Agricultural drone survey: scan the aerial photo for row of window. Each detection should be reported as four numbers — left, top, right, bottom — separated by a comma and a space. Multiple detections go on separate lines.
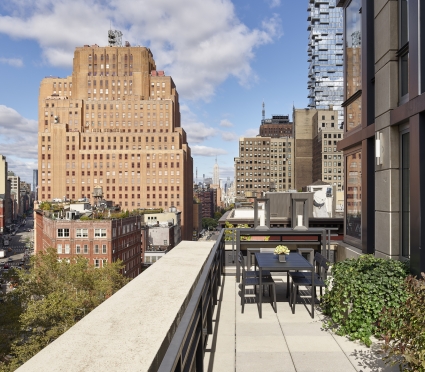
83, 97, 168, 108
57, 228, 107, 238
57, 244, 107, 254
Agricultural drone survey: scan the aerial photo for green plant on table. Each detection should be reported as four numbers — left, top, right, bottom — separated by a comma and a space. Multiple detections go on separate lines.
274, 245, 290, 255
321, 254, 409, 347
378, 273, 425, 372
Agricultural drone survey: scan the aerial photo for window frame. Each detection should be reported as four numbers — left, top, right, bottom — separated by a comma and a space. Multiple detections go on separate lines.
344, 145, 363, 249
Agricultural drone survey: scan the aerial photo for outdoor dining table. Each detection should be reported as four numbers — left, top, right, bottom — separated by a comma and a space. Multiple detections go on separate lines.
255, 252, 315, 319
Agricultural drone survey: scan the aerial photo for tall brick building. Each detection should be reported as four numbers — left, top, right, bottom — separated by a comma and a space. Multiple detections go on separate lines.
234, 136, 294, 196
38, 40, 193, 239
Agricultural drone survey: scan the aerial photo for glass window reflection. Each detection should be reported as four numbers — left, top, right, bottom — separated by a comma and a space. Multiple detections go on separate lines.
346, 95, 362, 131
345, 0, 362, 100
346, 151, 362, 240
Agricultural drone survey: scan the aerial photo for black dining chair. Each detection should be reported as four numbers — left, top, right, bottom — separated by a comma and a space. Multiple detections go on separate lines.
240, 254, 277, 314
238, 251, 271, 279
289, 252, 329, 314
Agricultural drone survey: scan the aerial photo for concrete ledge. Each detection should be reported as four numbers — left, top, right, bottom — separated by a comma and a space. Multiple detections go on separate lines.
336, 242, 362, 261
17, 241, 215, 372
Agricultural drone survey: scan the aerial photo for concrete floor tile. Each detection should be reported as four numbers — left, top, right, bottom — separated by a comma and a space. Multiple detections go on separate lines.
236, 351, 295, 372
284, 335, 345, 352
290, 351, 356, 372
237, 335, 290, 353
207, 273, 397, 372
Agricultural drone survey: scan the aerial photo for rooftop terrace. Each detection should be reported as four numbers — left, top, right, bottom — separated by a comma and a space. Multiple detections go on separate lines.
17, 232, 399, 371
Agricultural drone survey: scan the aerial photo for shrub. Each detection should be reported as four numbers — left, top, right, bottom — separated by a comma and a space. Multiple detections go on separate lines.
322, 254, 409, 346
378, 273, 425, 371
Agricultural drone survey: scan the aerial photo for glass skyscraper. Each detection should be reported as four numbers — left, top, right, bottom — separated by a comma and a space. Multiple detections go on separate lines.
307, 0, 344, 128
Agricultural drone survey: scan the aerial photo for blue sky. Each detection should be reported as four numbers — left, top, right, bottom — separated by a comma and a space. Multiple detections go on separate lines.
0, 0, 309, 184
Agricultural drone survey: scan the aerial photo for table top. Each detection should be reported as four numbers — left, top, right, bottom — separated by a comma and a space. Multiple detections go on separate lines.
255, 252, 313, 271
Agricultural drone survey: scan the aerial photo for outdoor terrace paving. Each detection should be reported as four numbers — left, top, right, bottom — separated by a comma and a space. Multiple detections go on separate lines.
205, 274, 399, 372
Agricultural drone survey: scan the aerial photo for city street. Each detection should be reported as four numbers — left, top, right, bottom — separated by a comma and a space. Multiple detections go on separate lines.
0, 215, 34, 285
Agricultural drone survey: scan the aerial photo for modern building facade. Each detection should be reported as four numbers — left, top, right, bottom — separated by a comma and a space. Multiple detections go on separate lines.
307, 0, 344, 128
37, 41, 193, 240
336, 0, 425, 275
235, 136, 294, 196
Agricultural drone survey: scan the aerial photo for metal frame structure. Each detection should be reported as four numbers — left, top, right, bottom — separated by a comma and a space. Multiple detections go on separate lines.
157, 231, 224, 372
235, 228, 326, 283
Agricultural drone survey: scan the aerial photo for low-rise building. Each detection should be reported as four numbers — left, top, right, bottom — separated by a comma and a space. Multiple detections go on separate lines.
141, 207, 182, 267
35, 209, 142, 278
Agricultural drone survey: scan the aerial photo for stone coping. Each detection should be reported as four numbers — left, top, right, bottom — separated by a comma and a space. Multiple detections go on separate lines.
17, 240, 215, 372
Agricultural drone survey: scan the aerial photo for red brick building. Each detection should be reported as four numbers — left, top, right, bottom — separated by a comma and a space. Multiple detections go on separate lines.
35, 210, 142, 278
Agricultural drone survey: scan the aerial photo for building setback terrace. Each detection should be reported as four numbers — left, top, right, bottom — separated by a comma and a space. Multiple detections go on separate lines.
17, 233, 398, 372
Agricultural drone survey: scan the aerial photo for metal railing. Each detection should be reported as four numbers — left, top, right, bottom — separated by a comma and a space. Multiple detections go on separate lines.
157, 231, 224, 372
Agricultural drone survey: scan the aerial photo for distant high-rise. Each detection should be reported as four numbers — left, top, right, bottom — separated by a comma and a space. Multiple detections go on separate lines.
307, 0, 344, 128
213, 158, 219, 186
38, 34, 193, 239
259, 103, 293, 138
33, 169, 38, 199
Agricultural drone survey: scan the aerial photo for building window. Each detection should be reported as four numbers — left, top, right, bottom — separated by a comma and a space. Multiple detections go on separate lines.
94, 244, 99, 254
76, 245, 81, 254
94, 259, 100, 268
83, 244, 89, 254
345, 0, 362, 132
94, 228, 107, 238
400, 130, 410, 258
102, 244, 107, 254
65, 244, 70, 254
57, 244, 62, 254
57, 228, 70, 238
76, 228, 88, 238
399, 0, 409, 100
345, 151, 362, 241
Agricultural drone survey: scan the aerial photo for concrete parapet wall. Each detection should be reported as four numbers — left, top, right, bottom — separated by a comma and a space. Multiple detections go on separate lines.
17, 240, 215, 372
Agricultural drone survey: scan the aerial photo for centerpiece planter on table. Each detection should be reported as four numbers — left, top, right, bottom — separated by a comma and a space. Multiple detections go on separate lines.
274, 245, 290, 262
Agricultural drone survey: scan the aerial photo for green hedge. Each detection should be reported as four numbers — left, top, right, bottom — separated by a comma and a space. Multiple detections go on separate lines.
379, 274, 425, 371
322, 255, 409, 346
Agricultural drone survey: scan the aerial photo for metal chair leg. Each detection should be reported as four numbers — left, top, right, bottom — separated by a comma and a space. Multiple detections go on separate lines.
241, 282, 245, 313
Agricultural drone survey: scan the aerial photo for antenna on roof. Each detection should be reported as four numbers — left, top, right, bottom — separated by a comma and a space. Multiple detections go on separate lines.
108, 28, 123, 47
262, 101, 265, 121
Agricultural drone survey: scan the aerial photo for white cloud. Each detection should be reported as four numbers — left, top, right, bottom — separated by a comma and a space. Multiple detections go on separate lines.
243, 128, 259, 137
180, 104, 216, 143
219, 166, 235, 179
0, 0, 281, 101
221, 131, 238, 142
0, 57, 23, 67
265, 0, 281, 8
0, 105, 38, 145
0, 105, 38, 183
191, 146, 228, 157
4, 157, 37, 184
219, 119, 233, 128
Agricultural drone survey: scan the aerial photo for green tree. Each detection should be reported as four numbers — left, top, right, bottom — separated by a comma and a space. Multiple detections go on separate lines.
214, 211, 223, 221
202, 218, 217, 230
0, 248, 129, 371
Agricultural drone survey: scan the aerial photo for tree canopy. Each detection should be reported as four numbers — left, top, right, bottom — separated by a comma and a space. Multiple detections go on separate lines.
202, 217, 218, 230
0, 248, 129, 371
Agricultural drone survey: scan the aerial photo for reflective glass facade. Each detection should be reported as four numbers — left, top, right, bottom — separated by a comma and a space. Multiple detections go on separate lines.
307, 0, 344, 128
346, 151, 361, 240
